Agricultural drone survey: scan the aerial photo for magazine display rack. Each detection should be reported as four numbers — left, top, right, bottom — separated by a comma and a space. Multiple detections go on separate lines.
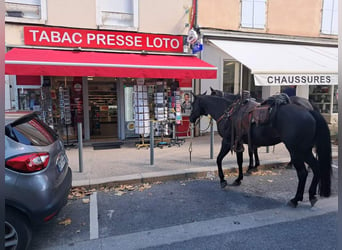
134, 84, 150, 149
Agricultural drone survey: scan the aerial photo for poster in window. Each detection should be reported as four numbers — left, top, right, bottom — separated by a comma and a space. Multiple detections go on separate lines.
181, 89, 192, 116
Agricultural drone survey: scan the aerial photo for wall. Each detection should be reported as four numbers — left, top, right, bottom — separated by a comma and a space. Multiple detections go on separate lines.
139, 0, 192, 35
5, 24, 22, 46
46, 0, 96, 29
5, 0, 193, 47
197, 0, 330, 38
47, 0, 192, 35
197, 0, 241, 30
267, 0, 322, 37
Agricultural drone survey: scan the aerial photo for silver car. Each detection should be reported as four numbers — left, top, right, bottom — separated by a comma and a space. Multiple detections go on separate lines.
5, 112, 72, 250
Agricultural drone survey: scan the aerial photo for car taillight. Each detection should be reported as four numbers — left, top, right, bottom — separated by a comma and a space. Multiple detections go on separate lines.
6, 153, 50, 173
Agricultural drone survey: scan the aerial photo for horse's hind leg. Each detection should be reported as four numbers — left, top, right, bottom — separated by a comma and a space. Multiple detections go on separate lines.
216, 140, 231, 188
304, 151, 320, 206
289, 157, 308, 208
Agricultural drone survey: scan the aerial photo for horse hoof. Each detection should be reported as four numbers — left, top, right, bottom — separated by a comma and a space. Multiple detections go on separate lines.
244, 171, 251, 176
310, 197, 318, 207
287, 199, 298, 208
220, 181, 228, 189
285, 163, 293, 169
231, 180, 241, 186
246, 167, 258, 175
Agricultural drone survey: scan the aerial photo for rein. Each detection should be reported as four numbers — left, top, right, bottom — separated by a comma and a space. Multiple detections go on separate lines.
188, 115, 213, 162
216, 99, 239, 125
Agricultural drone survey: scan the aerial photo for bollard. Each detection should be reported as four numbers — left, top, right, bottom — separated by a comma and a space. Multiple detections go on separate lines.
150, 121, 154, 165
77, 122, 83, 172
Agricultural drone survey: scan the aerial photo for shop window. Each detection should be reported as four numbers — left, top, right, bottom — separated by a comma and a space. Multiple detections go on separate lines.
241, 0, 266, 29
39, 77, 83, 143
309, 85, 338, 113
223, 61, 240, 94
17, 88, 41, 111
96, 0, 138, 30
5, 0, 47, 23
321, 0, 338, 35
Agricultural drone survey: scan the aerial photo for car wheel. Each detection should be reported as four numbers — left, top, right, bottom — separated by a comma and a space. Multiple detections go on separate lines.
5, 208, 32, 250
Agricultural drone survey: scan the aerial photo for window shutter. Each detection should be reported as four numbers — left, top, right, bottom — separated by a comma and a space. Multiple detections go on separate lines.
97, 0, 134, 27
254, 0, 266, 29
241, 0, 266, 28
6, 0, 40, 5
321, 0, 338, 34
241, 0, 254, 28
98, 0, 133, 14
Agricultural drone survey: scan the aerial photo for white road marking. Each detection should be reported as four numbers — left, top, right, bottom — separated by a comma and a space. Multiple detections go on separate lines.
107, 209, 114, 219
44, 196, 337, 250
332, 164, 338, 169
89, 192, 99, 240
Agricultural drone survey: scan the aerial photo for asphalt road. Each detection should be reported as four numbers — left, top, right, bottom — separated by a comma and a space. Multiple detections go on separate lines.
31, 163, 338, 250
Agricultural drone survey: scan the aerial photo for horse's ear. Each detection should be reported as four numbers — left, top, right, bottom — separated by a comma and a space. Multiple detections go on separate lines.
190, 91, 196, 99
210, 87, 214, 92
202, 90, 207, 95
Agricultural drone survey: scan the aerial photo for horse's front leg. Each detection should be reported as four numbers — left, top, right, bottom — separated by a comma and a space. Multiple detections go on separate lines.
253, 146, 260, 168
216, 140, 231, 188
232, 151, 243, 186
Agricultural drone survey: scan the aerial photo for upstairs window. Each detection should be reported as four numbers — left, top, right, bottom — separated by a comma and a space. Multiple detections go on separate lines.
5, 0, 46, 23
96, 0, 138, 30
321, 0, 338, 35
241, 0, 266, 29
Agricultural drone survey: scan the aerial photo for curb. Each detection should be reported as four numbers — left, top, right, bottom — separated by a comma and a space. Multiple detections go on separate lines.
72, 161, 290, 189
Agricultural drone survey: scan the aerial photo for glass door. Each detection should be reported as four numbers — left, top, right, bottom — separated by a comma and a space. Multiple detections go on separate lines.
88, 78, 118, 139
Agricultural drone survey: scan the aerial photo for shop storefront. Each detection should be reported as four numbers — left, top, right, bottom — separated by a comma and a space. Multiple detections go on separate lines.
200, 38, 338, 134
5, 26, 217, 142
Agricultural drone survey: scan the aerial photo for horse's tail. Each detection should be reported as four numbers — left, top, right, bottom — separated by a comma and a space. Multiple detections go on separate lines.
310, 110, 332, 197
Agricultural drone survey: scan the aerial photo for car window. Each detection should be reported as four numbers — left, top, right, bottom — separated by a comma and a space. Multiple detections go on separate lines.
6, 116, 58, 146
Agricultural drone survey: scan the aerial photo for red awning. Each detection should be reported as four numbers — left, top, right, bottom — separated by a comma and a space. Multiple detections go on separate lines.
5, 48, 217, 79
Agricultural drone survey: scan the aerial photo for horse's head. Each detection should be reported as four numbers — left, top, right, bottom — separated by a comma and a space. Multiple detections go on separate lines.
189, 93, 207, 123
210, 87, 224, 97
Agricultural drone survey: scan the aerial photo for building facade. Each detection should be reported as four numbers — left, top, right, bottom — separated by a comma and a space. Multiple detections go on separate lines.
5, 0, 216, 142
196, 0, 338, 134
5, 0, 338, 141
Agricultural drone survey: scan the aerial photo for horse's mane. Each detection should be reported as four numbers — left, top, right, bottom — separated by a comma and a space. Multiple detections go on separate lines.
209, 87, 240, 102
200, 94, 234, 107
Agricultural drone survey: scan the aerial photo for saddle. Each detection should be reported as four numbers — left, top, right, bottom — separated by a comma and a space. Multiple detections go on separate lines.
230, 93, 289, 153
230, 98, 259, 152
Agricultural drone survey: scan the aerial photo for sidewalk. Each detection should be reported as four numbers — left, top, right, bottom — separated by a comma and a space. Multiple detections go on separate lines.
65, 133, 338, 188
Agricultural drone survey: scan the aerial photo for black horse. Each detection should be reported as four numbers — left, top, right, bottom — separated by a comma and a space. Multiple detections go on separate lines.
209, 87, 316, 170
189, 94, 332, 207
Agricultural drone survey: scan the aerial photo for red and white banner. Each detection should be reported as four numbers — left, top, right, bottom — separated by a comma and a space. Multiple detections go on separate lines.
24, 26, 184, 53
